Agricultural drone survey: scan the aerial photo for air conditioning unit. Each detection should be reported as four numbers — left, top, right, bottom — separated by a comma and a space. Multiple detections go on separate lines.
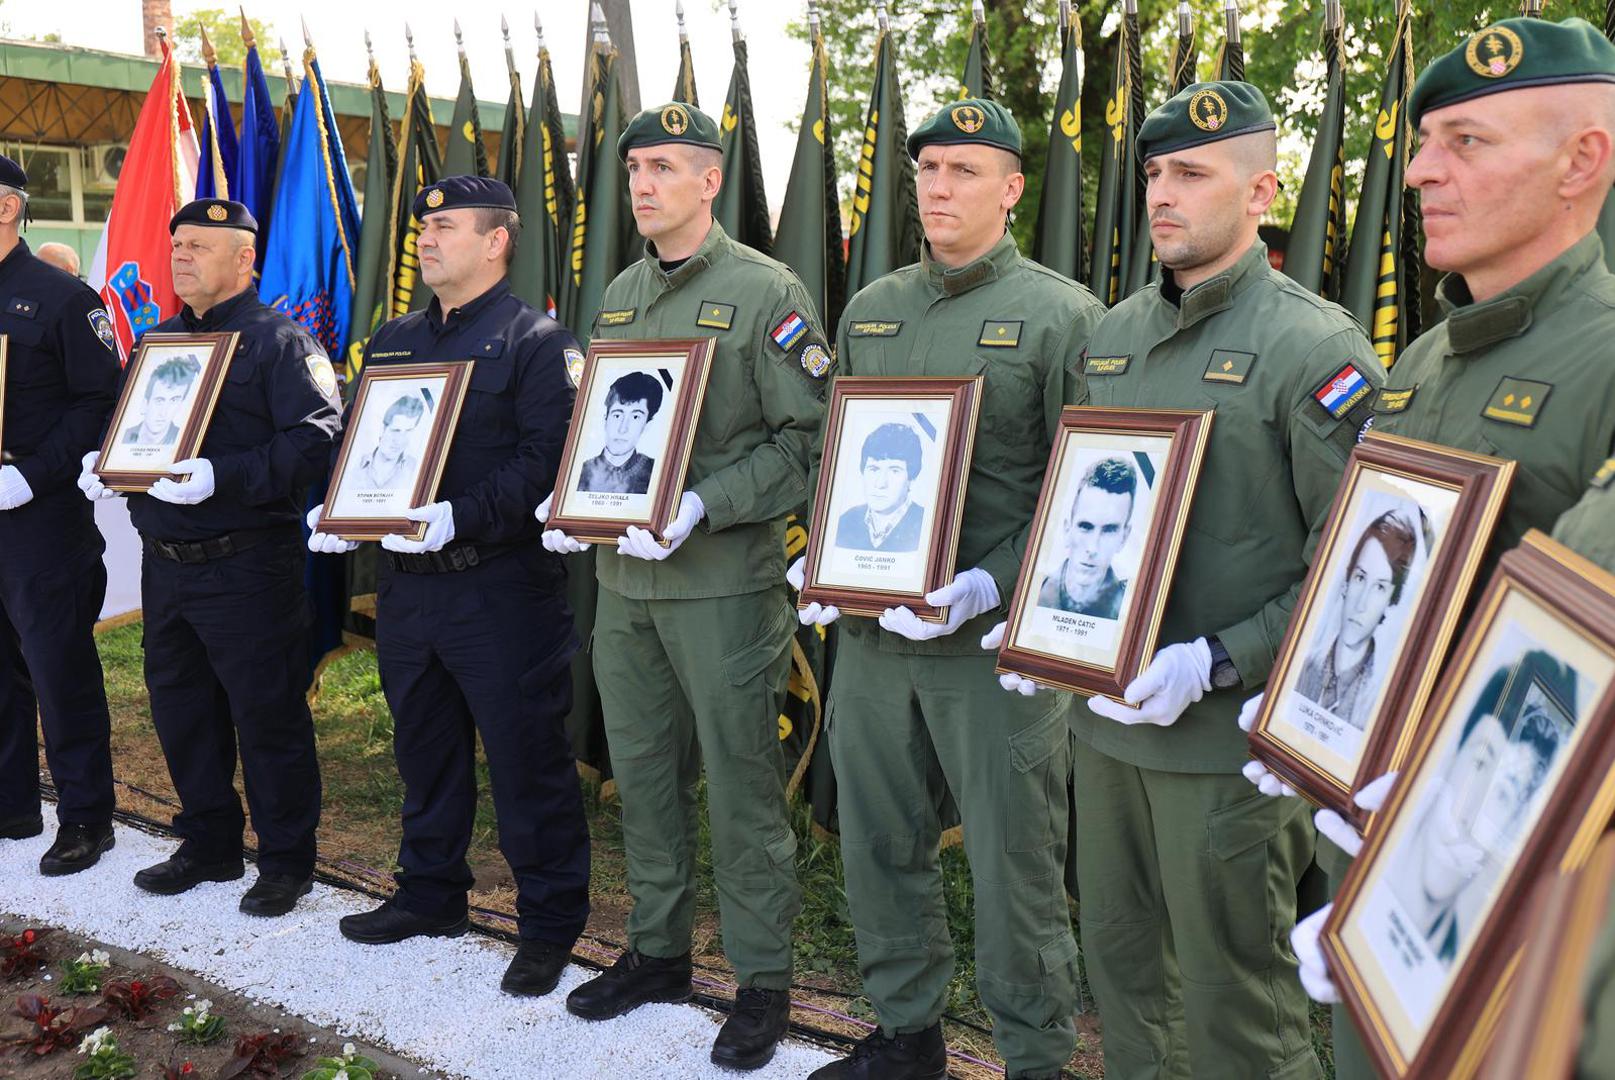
85, 144, 127, 192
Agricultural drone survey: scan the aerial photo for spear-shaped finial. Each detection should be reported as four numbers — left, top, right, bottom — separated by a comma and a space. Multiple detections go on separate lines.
364, 29, 374, 64
278, 36, 294, 82
676, 0, 688, 41
972, 0, 984, 23
454, 18, 465, 57
875, 0, 889, 32
301, 16, 312, 50
199, 24, 217, 66
592, 1, 610, 46
808, 0, 820, 38
238, 7, 254, 48
1225, 0, 1241, 43
501, 14, 516, 72
729, 0, 742, 42
405, 22, 417, 61
534, 11, 546, 51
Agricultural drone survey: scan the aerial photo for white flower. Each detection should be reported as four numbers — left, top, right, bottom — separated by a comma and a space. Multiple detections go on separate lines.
167, 1022, 183, 1032
90, 949, 110, 966
74, 951, 91, 965
343, 1042, 357, 1059
333, 1071, 350, 1080
77, 1026, 112, 1054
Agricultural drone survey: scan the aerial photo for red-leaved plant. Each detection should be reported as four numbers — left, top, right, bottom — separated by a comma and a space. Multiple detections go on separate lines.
217, 1031, 303, 1078
0, 929, 51, 979
3, 993, 109, 1056
161, 1056, 199, 1078
100, 974, 182, 1021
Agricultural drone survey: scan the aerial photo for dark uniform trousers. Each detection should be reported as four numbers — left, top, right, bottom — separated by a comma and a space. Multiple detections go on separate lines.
142, 531, 320, 876
0, 493, 113, 826
376, 547, 590, 946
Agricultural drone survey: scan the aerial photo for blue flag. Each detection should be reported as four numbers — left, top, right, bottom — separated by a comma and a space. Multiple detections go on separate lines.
260, 49, 359, 361
234, 41, 280, 267
196, 61, 239, 199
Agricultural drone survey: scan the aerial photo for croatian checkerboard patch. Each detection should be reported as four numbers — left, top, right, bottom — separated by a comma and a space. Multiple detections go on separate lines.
771, 311, 809, 351
1312, 363, 1371, 421
88, 308, 116, 352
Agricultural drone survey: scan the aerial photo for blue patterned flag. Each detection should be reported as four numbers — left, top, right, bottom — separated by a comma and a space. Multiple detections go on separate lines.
233, 31, 280, 268
196, 33, 239, 200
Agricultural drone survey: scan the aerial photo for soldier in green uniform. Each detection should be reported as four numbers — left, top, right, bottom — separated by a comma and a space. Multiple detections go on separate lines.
794, 99, 1104, 1080
536, 103, 827, 1072
993, 81, 1382, 1080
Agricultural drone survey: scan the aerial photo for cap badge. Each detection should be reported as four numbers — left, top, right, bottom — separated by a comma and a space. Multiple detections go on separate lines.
425, 188, 445, 208
1188, 89, 1228, 132
1466, 25, 1523, 78
206, 204, 228, 222
661, 104, 690, 136
951, 105, 986, 134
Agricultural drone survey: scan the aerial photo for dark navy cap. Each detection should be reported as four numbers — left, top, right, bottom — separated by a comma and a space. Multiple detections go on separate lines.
0, 154, 26, 190
169, 198, 258, 235
412, 175, 518, 220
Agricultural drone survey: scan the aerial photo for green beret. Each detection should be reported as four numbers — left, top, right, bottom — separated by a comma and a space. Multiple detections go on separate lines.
617, 103, 723, 161
169, 198, 257, 235
1410, 17, 1615, 126
1137, 81, 1275, 162
906, 98, 1022, 160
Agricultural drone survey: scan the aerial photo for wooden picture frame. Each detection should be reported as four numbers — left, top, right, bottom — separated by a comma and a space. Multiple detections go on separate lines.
1322, 531, 1615, 1080
314, 360, 474, 542
993, 405, 1212, 698
797, 376, 983, 622
547, 338, 714, 545
94, 332, 238, 491
1249, 432, 1514, 824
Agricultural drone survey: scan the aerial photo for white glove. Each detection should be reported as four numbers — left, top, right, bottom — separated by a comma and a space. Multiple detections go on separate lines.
1314, 771, 1398, 859
879, 568, 1000, 641
147, 458, 215, 505
382, 501, 455, 554
305, 504, 359, 555
1237, 692, 1299, 798
77, 451, 117, 501
536, 492, 592, 554
617, 491, 703, 562
788, 555, 840, 627
1088, 638, 1213, 727
981, 621, 1042, 696
0, 465, 33, 510
1291, 904, 1340, 1004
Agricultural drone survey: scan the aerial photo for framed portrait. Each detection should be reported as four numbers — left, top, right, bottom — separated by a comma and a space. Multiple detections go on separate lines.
993, 406, 1212, 698
547, 338, 714, 545
94, 332, 238, 491
1476, 831, 1615, 1080
1249, 433, 1514, 822
314, 361, 474, 541
797, 376, 983, 621
1322, 531, 1615, 1080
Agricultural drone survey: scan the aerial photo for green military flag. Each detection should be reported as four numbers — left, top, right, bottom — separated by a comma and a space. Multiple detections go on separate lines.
1286, 0, 1349, 299
496, 17, 525, 189
564, 10, 634, 334
1032, 2, 1087, 283
443, 25, 489, 179
1342, 0, 1419, 368
959, 0, 994, 100
1171, 1, 1198, 93
509, 14, 576, 321
673, 0, 699, 107
1215, 0, 1245, 81
1123, 1, 1195, 297
343, 40, 398, 383
386, 49, 442, 317
715, 9, 772, 255
845, 3, 922, 299
775, 9, 846, 331
1091, 1, 1141, 306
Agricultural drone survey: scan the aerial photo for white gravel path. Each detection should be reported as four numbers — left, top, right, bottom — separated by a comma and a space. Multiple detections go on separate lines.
0, 822, 836, 1079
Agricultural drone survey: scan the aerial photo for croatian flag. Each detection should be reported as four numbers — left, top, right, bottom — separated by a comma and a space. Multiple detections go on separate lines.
772, 310, 808, 350
1314, 363, 1369, 419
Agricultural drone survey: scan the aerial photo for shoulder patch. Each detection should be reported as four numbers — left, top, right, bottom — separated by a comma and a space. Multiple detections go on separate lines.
771, 311, 810, 351
305, 354, 339, 398
1591, 457, 1615, 490
696, 301, 735, 331
978, 320, 1022, 348
597, 308, 636, 328
88, 308, 116, 352
1374, 385, 1417, 414
1203, 349, 1256, 385
1084, 355, 1132, 376
800, 342, 833, 380
849, 320, 903, 337
1311, 363, 1373, 421
564, 348, 586, 388
1481, 376, 1551, 428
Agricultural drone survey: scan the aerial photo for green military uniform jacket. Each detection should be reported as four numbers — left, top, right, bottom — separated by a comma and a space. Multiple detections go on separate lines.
830, 232, 1105, 655
1374, 232, 1615, 560
1554, 457, 1615, 574
590, 220, 830, 600
1069, 241, 1383, 773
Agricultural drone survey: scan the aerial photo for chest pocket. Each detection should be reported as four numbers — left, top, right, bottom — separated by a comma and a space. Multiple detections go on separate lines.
1186, 387, 1283, 547
459, 344, 515, 447
205, 346, 269, 453
967, 350, 1044, 473
1478, 425, 1585, 542
0, 299, 46, 352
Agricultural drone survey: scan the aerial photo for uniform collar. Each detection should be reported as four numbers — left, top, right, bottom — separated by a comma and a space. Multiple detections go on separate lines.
645, 218, 730, 290
181, 286, 258, 331
920, 231, 1020, 298
1437, 231, 1604, 355
427, 278, 510, 331
1159, 241, 1269, 329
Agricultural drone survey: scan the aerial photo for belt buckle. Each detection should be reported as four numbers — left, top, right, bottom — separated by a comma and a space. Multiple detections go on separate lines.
447, 547, 477, 572
177, 544, 207, 566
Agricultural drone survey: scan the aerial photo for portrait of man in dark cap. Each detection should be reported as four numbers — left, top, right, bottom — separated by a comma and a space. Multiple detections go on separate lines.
579, 370, 663, 496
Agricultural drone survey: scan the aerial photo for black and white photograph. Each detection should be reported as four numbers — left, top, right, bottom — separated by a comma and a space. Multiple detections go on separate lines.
326, 377, 444, 519
559, 353, 687, 521
95, 332, 238, 489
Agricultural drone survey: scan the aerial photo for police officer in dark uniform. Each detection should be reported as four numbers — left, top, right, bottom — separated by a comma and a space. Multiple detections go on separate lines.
0, 153, 121, 876
78, 198, 340, 916
317, 177, 591, 998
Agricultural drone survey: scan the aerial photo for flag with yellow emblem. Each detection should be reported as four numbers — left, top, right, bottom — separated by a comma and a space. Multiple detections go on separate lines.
1090, 2, 1140, 306
714, 12, 773, 253
845, 5, 921, 298
1286, 0, 1349, 299
1032, 1, 1086, 283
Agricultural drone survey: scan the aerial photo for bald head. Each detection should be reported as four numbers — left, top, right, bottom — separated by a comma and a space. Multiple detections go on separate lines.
37, 242, 79, 276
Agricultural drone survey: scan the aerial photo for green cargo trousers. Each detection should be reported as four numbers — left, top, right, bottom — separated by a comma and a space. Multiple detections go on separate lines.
592, 583, 801, 990
828, 638, 1080, 1076
1071, 742, 1322, 1080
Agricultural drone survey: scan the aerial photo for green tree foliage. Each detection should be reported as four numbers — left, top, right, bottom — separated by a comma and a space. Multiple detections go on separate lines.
171, 8, 282, 68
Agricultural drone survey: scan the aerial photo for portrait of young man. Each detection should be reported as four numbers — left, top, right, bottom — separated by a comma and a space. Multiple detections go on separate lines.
1036, 455, 1136, 620
578, 370, 662, 496
124, 355, 201, 448
834, 421, 926, 553
355, 392, 427, 492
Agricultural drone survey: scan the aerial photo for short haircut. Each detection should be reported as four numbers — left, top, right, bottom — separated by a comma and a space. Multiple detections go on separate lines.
860, 422, 923, 478
473, 207, 521, 260
606, 371, 664, 421
0, 183, 27, 218
1348, 510, 1418, 606
146, 355, 201, 397
382, 393, 426, 427
1072, 456, 1137, 521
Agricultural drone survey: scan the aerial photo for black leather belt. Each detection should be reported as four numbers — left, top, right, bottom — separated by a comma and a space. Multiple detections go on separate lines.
145, 527, 289, 565
385, 542, 491, 574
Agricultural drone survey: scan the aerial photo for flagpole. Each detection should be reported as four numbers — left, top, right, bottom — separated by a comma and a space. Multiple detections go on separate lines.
729, 0, 742, 44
